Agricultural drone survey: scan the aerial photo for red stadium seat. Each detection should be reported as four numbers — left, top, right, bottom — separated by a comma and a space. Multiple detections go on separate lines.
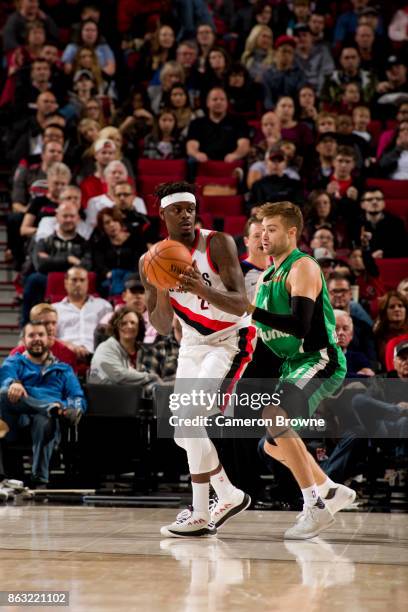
138, 175, 174, 197
386, 199, 408, 229
384, 333, 408, 372
367, 120, 382, 147
195, 176, 238, 191
366, 178, 408, 198
197, 160, 243, 177
376, 259, 408, 292
144, 194, 159, 216
197, 213, 214, 229
223, 216, 247, 236
45, 272, 97, 303
137, 159, 186, 178
200, 195, 244, 215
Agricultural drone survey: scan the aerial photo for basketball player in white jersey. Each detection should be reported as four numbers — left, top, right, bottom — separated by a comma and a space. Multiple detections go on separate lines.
140, 182, 256, 538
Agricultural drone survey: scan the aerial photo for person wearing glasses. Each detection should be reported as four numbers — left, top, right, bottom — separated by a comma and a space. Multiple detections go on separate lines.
354, 187, 408, 258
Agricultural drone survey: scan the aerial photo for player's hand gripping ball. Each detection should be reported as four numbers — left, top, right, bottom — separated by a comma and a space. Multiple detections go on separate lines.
144, 240, 193, 290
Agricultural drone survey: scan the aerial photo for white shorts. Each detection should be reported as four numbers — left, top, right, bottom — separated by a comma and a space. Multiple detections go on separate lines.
173, 326, 257, 417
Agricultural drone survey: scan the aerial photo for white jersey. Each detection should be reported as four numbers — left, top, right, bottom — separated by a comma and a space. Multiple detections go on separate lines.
169, 229, 251, 344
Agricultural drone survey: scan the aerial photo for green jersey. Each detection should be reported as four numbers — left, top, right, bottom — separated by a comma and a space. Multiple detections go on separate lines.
254, 248, 338, 359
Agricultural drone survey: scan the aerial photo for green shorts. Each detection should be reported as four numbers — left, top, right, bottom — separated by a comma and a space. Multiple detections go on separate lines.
277, 345, 347, 417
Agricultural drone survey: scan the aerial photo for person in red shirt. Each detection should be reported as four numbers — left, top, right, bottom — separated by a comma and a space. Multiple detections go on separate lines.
79, 138, 116, 209
11, 303, 77, 371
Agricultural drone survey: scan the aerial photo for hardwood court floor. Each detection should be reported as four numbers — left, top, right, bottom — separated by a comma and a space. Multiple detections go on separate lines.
0, 506, 407, 611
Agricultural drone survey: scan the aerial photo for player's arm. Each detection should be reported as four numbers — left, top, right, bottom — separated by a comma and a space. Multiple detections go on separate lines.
247, 258, 322, 338
139, 256, 174, 335
178, 233, 248, 316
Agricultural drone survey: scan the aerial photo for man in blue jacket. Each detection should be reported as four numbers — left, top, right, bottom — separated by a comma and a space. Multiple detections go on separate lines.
0, 322, 86, 486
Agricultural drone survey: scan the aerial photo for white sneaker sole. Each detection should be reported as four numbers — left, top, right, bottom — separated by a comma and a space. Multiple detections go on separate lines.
284, 515, 335, 540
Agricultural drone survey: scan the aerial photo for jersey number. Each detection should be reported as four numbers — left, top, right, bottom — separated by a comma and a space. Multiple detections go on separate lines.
199, 297, 209, 310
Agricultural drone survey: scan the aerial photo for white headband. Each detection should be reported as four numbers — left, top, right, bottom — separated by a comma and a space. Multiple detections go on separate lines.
160, 192, 196, 209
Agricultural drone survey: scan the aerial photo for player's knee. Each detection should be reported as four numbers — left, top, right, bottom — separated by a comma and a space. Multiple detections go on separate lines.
262, 403, 290, 438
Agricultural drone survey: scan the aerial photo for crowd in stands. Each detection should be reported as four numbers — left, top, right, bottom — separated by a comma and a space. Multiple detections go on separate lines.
0, 0, 407, 491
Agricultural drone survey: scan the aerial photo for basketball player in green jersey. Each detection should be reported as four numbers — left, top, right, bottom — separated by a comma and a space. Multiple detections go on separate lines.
245, 201, 356, 539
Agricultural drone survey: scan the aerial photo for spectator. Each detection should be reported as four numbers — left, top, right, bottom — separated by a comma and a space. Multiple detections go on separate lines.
308, 11, 327, 45
373, 291, 408, 368
262, 35, 306, 109
241, 24, 274, 84
375, 55, 408, 120
196, 23, 216, 73
186, 87, 250, 162
287, 0, 311, 33
226, 63, 261, 116
320, 46, 376, 107
148, 60, 185, 115
138, 24, 176, 82
0, 322, 85, 486
325, 146, 362, 221
398, 278, 408, 301
53, 266, 112, 360
378, 122, 408, 180
113, 180, 147, 223
240, 216, 270, 301
297, 84, 318, 129
327, 272, 377, 365
248, 147, 303, 211
175, 0, 215, 41
247, 111, 281, 181
13, 58, 62, 118
354, 188, 408, 258
293, 23, 334, 95
6, 90, 59, 163
97, 126, 134, 179
201, 46, 231, 100
303, 190, 347, 248
274, 95, 313, 155
348, 247, 385, 314
354, 24, 383, 73
80, 96, 107, 126
388, 6, 408, 43
98, 276, 158, 345
22, 201, 92, 324
310, 226, 337, 260
316, 111, 337, 134
167, 83, 204, 138
92, 207, 146, 296
6, 141, 64, 270
138, 316, 180, 386
35, 186, 91, 243
2, 0, 58, 54
85, 160, 128, 231
112, 88, 154, 157
333, 0, 380, 46
11, 303, 77, 370
89, 307, 156, 387
175, 40, 202, 102
143, 110, 184, 160
62, 19, 116, 77
352, 105, 373, 148
376, 101, 408, 159
79, 138, 116, 208
306, 132, 338, 190
334, 309, 375, 376
20, 162, 71, 239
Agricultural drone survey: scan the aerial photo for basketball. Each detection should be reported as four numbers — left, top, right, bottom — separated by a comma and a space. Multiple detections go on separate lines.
144, 239, 193, 290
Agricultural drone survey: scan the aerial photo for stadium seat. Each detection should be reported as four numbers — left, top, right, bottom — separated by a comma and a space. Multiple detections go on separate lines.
197, 160, 243, 177
137, 159, 186, 178
386, 199, 408, 229
384, 333, 408, 372
195, 176, 238, 192
223, 216, 247, 236
366, 178, 408, 198
200, 195, 244, 215
197, 213, 214, 229
45, 272, 97, 303
138, 175, 175, 197
376, 259, 408, 292
367, 120, 382, 146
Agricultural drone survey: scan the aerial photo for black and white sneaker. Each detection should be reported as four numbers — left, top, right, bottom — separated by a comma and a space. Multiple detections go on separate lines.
160, 507, 217, 538
210, 490, 252, 529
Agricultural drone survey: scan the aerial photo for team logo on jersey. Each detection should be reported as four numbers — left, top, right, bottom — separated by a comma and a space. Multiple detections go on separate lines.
260, 328, 290, 341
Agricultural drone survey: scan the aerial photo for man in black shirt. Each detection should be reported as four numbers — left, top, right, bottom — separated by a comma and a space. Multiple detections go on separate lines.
186, 87, 250, 162
22, 202, 91, 324
354, 188, 408, 258
248, 148, 304, 212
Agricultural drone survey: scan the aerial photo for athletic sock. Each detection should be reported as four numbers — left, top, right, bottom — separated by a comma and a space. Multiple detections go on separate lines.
210, 467, 237, 501
318, 477, 337, 498
301, 484, 321, 507
192, 481, 210, 516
